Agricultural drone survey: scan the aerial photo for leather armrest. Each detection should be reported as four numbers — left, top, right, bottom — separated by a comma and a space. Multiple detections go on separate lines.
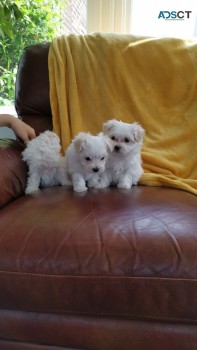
0, 139, 27, 208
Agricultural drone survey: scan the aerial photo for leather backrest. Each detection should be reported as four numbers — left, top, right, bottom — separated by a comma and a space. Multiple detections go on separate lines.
15, 42, 53, 134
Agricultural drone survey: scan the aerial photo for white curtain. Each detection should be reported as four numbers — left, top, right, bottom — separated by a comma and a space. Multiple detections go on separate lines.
87, 0, 133, 34
87, 0, 197, 38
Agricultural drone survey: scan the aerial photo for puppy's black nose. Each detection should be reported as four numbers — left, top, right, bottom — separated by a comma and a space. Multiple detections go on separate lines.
93, 167, 99, 172
114, 145, 120, 152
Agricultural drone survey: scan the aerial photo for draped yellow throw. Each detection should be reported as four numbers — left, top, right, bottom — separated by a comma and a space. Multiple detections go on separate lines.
48, 33, 197, 195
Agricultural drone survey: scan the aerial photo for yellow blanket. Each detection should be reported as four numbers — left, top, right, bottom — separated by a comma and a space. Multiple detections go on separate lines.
48, 33, 197, 195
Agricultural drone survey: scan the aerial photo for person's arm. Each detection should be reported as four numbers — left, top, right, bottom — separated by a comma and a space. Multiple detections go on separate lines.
0, 114, 36, 143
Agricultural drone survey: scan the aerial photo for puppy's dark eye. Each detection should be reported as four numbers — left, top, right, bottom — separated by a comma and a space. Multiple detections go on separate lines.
101, 157, 105, 160
111, 136, 115, 140
85, 157, 91, 161
124, 138, 130, 143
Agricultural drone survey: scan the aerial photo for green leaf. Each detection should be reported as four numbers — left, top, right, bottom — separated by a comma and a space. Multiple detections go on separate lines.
3, 5, 11, 20
0, 27, 5, 38
0, 0, 65, 104
1, 22, 14, 39
12, 4, 23, 20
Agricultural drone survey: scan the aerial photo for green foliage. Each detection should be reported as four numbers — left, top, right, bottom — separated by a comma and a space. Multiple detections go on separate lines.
0, 0, 64, 105
0, 1, 23, 39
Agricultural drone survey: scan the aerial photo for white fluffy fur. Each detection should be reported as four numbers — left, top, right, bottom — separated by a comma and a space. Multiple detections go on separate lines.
22, 131, 70, 194
95, 119, 145, 189
65, 132, 112, 192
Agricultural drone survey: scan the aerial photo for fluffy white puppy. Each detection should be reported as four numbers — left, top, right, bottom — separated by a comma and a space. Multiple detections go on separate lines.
65, 132, 112, 192
22, 130, 70, 194
96, 119, 145, 189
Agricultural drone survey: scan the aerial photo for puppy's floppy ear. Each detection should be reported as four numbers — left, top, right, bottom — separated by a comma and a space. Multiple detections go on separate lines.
73, 132, 88, 151
103, 119, 117, 135
97, 132, 113, 152
132, 123, 145, 142
104, 135, 113, 152
105, 139, 113, 152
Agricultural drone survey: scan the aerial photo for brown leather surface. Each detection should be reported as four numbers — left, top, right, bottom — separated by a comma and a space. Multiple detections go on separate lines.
15, 43, 53, 134
0, 341, 72, 350
15, 43, 51, 120
0, 186, 196, 323
19, 114, 53, 137
0, 139, 26, 208
0, 310, 196, 350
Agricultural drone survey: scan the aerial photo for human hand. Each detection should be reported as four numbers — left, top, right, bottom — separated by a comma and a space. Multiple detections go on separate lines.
10, 117, 36, 143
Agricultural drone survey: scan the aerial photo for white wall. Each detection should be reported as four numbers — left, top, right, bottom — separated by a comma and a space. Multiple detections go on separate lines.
131, 0, 197, 39
0, 106, 17, 139
0, 126, 16, 139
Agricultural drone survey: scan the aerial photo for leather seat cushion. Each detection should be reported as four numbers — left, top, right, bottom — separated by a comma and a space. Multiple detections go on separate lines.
0, 186, 196, 323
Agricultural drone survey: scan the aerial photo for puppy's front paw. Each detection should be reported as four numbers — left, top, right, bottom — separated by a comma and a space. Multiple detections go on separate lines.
95, 183, 108, 189
73, 185, 88, 192
25, 186, 39, 194
117, 182, 131, 190
87, 178, 99, 189
94, 177, 110, 189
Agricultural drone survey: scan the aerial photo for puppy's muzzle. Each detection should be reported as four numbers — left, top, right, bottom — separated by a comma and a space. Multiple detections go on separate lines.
92, 167, 99, 172
114, 145, 121, 152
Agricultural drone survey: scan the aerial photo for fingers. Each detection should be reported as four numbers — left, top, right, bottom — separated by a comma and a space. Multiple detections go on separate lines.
13, 119, 36, 143
26, 127, 36, 143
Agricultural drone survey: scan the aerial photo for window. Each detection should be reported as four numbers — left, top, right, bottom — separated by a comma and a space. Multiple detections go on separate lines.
86, 0, 197, 38
87, 0, 132, 34
62, 0, 87, 34
0, 0, 87, 113
131, 0, 197, 39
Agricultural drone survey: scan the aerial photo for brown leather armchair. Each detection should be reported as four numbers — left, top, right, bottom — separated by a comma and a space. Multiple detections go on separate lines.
0, 43, 196, 350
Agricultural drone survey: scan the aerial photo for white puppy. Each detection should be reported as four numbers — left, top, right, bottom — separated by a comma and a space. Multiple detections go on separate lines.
22, 130, 70, 194
96, 119, 145, 189
65, 132, 112, 192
